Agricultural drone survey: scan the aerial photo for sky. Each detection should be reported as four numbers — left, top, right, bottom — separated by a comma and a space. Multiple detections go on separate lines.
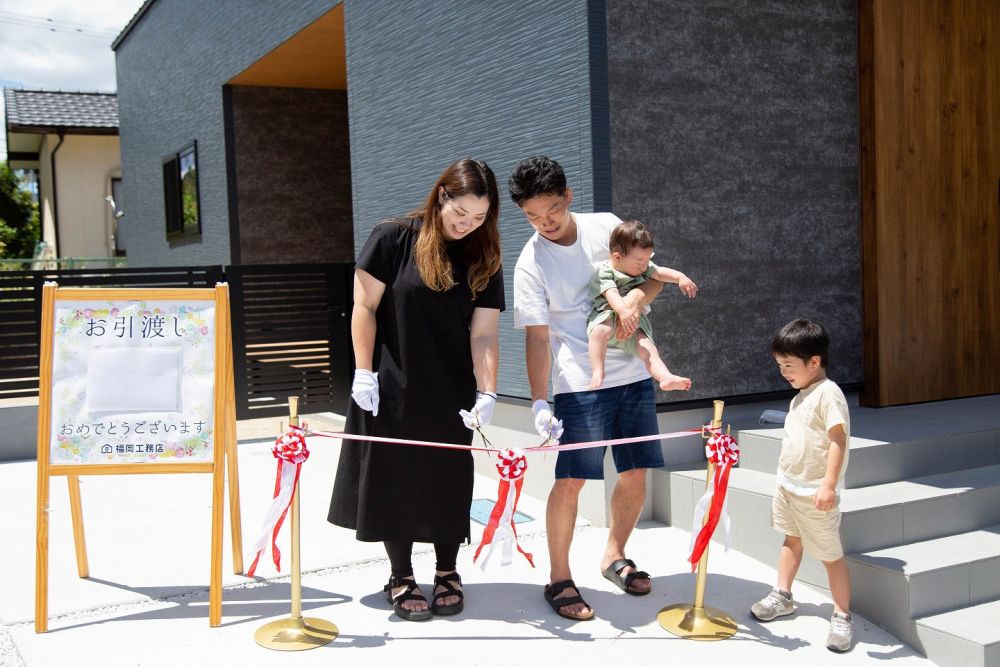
0, 0, 146, 156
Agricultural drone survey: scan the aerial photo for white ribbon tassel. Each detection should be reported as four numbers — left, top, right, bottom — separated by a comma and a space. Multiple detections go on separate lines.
248, 461, 298, 570
478, 481, 518, 571
688, 468, 733, 554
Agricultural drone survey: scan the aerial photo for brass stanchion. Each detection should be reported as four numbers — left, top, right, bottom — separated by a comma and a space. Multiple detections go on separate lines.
658, 399, 738, 640
255, 397, 339, 650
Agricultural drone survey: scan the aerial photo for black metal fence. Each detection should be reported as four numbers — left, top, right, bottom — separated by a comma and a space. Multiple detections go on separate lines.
228, 263, 352, 419
0, 264, 352, 420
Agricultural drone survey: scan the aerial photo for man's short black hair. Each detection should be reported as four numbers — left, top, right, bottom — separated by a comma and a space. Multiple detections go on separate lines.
508, 155, 567, 205
771, 319, 830, 367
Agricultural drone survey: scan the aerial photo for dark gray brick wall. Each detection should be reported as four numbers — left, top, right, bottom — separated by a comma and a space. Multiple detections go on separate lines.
344, 0, 598, 400
230, 86, 353, 264
114, 0, 338, 267
606, 0, 862, 401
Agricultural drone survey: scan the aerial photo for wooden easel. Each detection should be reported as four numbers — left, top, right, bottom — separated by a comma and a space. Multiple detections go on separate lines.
35, 283, 244, 632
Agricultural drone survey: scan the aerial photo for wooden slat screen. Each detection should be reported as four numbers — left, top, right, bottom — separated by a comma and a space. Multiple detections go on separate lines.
228, 263, 352, 420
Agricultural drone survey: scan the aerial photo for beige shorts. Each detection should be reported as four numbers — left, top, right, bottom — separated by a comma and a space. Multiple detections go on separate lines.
771, 485, 844, 562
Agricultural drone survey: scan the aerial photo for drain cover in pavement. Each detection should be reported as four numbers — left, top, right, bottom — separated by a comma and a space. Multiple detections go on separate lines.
469, 498, 534, 526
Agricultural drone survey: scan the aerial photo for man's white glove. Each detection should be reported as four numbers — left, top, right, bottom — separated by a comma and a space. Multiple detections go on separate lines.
531, 399, 564, 444
351, 369, 379, 416
459, 391, 496, 430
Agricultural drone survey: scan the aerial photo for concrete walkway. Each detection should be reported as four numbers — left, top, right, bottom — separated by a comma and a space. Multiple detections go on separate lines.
0, 415, 933, 666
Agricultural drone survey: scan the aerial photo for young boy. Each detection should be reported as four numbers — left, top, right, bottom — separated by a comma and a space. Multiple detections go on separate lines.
751, 319, 853, 653
586, 219, 696, 390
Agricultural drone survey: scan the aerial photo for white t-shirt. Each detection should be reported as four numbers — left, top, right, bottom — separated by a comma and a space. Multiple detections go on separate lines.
777, 378, 851, 495
513, 212, 649, 396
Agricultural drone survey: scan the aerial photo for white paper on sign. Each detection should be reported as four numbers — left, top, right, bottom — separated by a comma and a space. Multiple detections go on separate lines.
87, 347, 182, 413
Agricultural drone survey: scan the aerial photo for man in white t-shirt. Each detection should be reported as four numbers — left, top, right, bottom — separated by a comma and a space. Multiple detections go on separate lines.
509, 156, 666, 621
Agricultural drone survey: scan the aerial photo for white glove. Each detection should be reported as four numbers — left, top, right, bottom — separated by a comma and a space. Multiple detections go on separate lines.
459, 391, 497, 430
531, 399, 564, 444
351, 369, 379, 416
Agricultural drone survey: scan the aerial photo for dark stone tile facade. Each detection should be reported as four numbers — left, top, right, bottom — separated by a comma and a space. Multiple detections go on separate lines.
607, 0, 861, 401
230, 86, 353, 264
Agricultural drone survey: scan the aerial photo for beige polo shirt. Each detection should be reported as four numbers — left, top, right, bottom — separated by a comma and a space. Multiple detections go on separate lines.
777, 378, 850, 495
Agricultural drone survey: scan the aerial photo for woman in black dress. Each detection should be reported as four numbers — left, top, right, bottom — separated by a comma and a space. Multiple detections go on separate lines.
328, 158, 504, 621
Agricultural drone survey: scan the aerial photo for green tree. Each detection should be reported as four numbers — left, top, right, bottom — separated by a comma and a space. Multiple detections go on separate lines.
0, 162, 39, 258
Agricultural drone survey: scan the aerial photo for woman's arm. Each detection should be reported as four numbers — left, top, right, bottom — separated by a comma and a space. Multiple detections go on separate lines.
470, 307, 500, 394
351, 269, 386, 371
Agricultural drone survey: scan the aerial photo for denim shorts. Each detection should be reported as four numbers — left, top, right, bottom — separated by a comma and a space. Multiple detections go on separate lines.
552, 378, 665, 480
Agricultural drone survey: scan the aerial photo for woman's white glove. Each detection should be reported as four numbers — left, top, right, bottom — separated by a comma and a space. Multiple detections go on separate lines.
531, 399, 564, 444
351, 369, 379, 416
460, 391, 496, 430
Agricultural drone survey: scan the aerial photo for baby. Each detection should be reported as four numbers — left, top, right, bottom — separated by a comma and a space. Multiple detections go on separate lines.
587, 219, 697, 391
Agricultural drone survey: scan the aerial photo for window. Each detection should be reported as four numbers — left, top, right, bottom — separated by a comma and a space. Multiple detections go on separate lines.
163, 141, 201, 240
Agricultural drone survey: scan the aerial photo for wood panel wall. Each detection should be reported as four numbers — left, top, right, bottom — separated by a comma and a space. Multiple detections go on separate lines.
859, 0, 999, 406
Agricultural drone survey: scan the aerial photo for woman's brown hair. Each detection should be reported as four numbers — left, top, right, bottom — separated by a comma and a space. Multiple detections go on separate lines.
407, 158, 501, 299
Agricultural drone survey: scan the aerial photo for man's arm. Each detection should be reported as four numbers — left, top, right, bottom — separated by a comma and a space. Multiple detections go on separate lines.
614, 280, 663, 340
814, 424, 847, 511
524, 325, 551, 401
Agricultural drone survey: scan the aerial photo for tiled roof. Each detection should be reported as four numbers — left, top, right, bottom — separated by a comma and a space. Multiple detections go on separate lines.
3, 89, 119, 131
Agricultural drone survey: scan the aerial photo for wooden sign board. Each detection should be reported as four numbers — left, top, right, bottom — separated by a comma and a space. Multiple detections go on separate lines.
35, 283, 243, 632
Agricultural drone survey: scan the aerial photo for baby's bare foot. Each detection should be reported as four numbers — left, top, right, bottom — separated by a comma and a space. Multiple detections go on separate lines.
659, 374, 691, 391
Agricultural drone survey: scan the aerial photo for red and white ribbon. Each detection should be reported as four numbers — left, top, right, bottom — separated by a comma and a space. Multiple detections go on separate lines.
688, 430, 740, 571
473, 448, 534, 570
247, 429, 310, 577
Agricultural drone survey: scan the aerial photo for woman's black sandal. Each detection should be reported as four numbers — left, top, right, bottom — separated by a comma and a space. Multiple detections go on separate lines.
432, 571, 464, 616
384, 575, 433, 621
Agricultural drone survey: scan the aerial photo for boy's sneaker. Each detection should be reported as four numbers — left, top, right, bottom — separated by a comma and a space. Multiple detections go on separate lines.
750, 589, 794, 621
827, 611, 854, 652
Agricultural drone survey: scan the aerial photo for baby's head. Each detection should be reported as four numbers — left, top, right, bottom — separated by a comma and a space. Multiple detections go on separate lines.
609, 220, 654, 277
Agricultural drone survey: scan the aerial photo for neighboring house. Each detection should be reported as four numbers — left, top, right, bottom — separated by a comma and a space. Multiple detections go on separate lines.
111, 0, 998, 408
3, 89, 124, 260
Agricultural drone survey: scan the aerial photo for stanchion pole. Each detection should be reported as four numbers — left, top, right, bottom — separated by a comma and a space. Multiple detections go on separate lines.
254, 397, 338, 650
658, 399, 738, 640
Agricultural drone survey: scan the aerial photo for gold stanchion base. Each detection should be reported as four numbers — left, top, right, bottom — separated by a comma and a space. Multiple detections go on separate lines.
254, 616, 339, 651
657, 604, 738, 641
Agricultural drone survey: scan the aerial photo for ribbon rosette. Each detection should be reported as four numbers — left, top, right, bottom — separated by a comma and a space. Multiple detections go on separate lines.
688, 430, 740, 571
247, 429, 310, 576
473, 448, 534, 569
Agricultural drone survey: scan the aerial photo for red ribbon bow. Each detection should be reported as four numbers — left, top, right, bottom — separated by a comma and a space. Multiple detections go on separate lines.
688, 430, 740, 571
273, 430, 310, 464
495, 449, 527, 480
474, 448, 534, 569
247, 429, 309, 577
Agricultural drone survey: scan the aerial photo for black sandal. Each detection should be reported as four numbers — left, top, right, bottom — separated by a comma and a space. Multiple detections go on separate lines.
384, 575, 433, 621
602, 558, 651, 596
543, 579, 595, 621
432, 571, 464, 616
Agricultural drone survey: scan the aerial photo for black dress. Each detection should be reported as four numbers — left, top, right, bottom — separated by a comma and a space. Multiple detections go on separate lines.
328, 219, 505, 543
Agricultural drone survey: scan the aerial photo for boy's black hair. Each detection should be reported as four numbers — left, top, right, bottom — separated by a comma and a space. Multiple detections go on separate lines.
771, 319, 830, 367
508, 155, 567, 205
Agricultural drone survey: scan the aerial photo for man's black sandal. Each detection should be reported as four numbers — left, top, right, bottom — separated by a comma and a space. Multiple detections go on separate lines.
384, 575, 433, 621
602, 558, 651, 596
432, 571, 464, 616
543, 579, 595, 620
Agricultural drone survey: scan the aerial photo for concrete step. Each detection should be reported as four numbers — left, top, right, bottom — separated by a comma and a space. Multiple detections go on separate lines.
652, 463, 1000, 590
848, 526, 1000, 648
914, 600, 1000, 667
736, 425, 1000, 489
